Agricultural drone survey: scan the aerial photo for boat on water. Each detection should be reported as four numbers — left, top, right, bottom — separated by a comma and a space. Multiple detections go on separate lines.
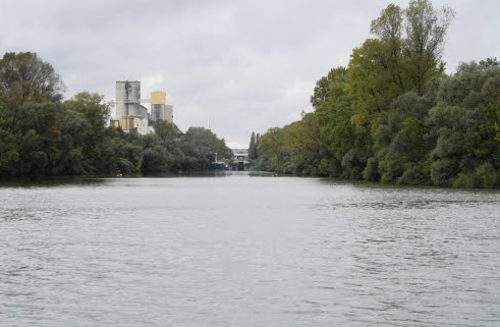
209, 152, 228, 171
209, 162, 227, 170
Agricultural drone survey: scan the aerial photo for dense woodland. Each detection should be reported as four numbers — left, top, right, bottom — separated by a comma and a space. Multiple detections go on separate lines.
253, 0, 500, 188
3, 0, 500, 187
0, 52, 232, 179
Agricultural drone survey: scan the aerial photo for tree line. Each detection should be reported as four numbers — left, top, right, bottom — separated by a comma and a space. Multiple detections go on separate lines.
252, 0, 500, 188
0, 52, 232, 179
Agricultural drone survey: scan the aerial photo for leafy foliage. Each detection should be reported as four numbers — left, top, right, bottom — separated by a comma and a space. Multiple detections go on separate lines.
254, 1, 500, 189
0, 53, 232, 179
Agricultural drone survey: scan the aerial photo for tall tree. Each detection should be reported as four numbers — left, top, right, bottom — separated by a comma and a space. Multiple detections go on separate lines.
153, 120, 180, 142
248, 131, 257, 159
63, 92, 113, 173
428, 59, 500, 187
0, 52, 65, 133
349, 0, 454, 117
255, 133, 260, 158
64, 92, 111, 137
0, 52, 65, 104
404, 0, 455, 94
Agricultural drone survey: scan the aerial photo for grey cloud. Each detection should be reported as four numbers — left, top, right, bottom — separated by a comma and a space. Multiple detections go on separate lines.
1, 0, 499, 148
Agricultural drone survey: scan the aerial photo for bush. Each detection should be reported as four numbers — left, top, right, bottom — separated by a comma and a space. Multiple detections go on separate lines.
317, 158, 341, 177
452, 172, 476, 188
475, 163, 500, 188
430, 158, 457, 186
117, 158, 136, 174
140, 148, 173, 174
363, 157, 380, 182
452, 164, 500, 189
341, 148, 367, 180
397, 164, 431, 185
379, 152, 405, 183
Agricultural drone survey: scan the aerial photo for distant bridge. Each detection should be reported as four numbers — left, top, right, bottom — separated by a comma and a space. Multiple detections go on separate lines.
231, 152, 250, 171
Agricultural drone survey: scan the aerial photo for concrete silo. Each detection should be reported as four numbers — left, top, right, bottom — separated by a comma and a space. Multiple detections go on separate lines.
115, 81, 150, 134
150, 91, 174, 124
116, 81, 141, 119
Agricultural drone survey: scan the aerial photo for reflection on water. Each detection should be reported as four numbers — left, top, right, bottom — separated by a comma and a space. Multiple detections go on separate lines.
0, 176, 107, 188
1, 173, 499, 326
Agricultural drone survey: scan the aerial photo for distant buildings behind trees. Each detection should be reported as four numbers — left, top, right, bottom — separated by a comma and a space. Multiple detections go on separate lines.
111, 81, 174, 135
0, 53, 232, 179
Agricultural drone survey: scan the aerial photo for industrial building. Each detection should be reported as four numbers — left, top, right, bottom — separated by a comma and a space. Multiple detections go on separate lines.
150, 91, 173, 124
111, 81, 174, 135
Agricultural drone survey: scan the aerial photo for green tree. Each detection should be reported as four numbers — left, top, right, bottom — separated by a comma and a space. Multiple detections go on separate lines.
248, 131, 257, 160
255, 127, 286, 172
0, 52, 65, 134
371, 92, 434, 184
63, 92, 113, 174
175, 127, 232, 171
153, 120, 181, 142
349, 0, 454, 118
404, 0, 455, 94
64, 92, 111, 139
428, 60, 500, 187
139, 134, 173, 174
0, 52, 65, 104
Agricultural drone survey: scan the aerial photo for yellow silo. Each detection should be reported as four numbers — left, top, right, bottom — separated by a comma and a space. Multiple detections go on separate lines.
151, 91, 166, 105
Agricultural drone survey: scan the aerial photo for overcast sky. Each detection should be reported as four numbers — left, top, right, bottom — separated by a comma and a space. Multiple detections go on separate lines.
1, 0, 499, 148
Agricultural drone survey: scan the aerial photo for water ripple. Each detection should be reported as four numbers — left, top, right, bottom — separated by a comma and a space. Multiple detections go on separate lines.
0, 176, 499, 326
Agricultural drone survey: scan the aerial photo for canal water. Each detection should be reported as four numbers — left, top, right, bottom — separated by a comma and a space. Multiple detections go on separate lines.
1, 173, 499, 326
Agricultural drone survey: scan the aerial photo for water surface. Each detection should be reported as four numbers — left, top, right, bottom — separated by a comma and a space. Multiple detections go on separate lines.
1, 173, 499, 326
